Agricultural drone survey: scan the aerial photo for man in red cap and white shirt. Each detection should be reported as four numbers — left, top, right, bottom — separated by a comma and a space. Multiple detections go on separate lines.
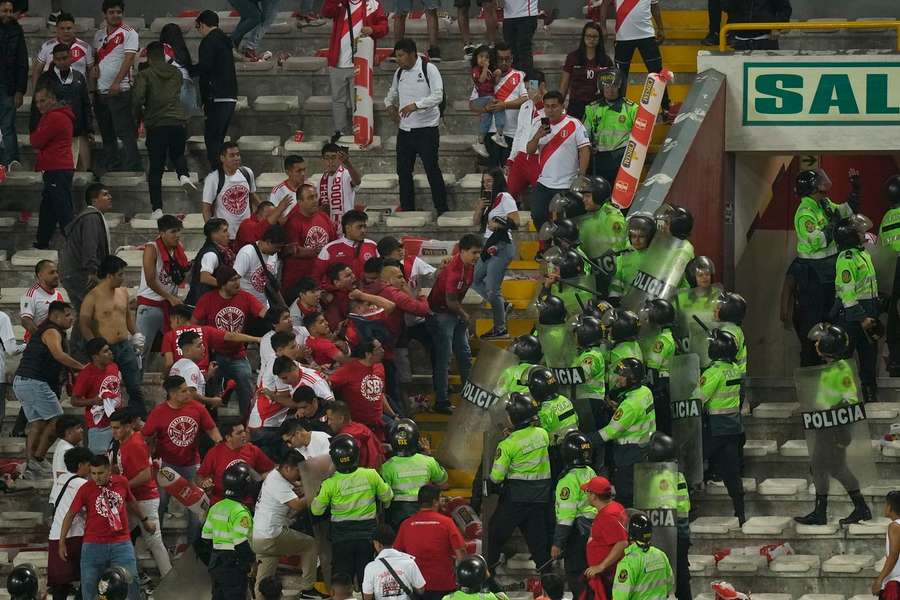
582, 475, 628, 600
525, 90, 590, 234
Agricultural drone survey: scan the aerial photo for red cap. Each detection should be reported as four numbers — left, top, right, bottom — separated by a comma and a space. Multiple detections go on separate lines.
580, 476, 612, 495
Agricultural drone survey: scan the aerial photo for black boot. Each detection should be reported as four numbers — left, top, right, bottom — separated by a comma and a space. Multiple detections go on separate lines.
794, 494, 828, 525
863, 384, 879, 403
840, 490, 872, 526
733, 494, 746, 526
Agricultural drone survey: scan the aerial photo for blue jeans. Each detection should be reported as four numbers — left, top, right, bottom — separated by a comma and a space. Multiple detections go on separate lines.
426, 313, 472, 408
135, 304, 165, 371
472, 95, 507, 136
80, 541, 140, 600
212, 353, 253, 419
109, 340, 146, 419
245, 0, 281, 50
87, 426, 113, 454
471, 241, 515, 329
0, 94, 19, 165
229, 0, 263, 48
157, 462, 201, 543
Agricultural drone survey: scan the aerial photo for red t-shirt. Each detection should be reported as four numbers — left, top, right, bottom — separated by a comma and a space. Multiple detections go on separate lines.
115, 431, 159, 501
395, 509, 466, 592
428, 254, 474, 313
323, 289, 351, 332
193, 290, 264, 358
330, 360, 385, 434
471, 66, 495, 97
235, 215, 271, 250
341, 421, 383, 469
306, 335, 342, 367
197, 441, 275, 505
161, 325, 228, 372
142, 400, 217, 467
71, 363, 124, 429
69, 474, 135, 544
283, 208, 336, 294
585, 501, 628, 568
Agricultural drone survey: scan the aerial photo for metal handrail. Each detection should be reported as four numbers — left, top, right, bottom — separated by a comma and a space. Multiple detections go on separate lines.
718, 20, 900, 52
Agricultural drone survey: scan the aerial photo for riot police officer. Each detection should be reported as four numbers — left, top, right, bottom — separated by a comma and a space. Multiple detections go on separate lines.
606, 309, 644, 388
6, 564, 38, 600
880, 175, 900, 374
714, 292, 748, 376
600, 358, 656, 507
641, 299, 677, 436
381, 418, 449, 528
834, 216, 880, 402
497, 335, 543, 396
612, 513, 674, 600
529, 366, 579, 448
666, 205, 695, 244
584, 68, 637, 185
570, 176, 628, 260
675, 256, 720, 362
487, 393, 552, 572
202, 463, 255, 600
575, 315, 609, 434
794, 323, 873, 526
551, 431, 598, 599
444, 555, 507, 600
788, 168, 858, 366
610, 215, 656, 302
694, 329, 745, 524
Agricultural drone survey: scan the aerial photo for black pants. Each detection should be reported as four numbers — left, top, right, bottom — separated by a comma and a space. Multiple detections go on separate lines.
845, 319, 877, 392
486, 499, 550, 571
614, 37, 670, 111
707, 0, 722, 35
591, 147, 626, 184
792, 260, 834, 367
704, 433, 744, 519
610, 443, 642, 507
94, 91, 142, 171
147, 125, 189, 212
483, 132, 512, 168
732, 37, 779, 50
888, 261, 900, 372
333, 538, 373, 588
204, 101, 236, 168
396, 126, 448, 213
36, 170, 74, 248
810, 428, 860, 494
651, 378, 672, 436
675, 533, 692, 600
503, 16, 537, 78
567, 99, 589, 122
210, 564, 249, 600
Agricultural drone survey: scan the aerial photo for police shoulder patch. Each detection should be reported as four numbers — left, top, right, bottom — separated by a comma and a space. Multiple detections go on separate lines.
653, 340, 663, 353
613, 222, 622, 232
613, 408, 624, 421
618, 569, 628, 582
560, 487, 570, 500
842, 376, 852, 388
240, 516, 250, 529
844, 251, 854, 259
842, 270, 852, 283
699, 375, 706, 386
805, 221, 815, 233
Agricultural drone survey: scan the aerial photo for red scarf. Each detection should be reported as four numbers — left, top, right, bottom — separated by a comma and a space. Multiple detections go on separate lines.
98, 485, 124, 533
156, 237, 190, 276
217, 242, 236, 266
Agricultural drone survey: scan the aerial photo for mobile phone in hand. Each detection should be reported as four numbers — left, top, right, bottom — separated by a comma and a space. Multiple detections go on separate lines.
541, 117, 550, 127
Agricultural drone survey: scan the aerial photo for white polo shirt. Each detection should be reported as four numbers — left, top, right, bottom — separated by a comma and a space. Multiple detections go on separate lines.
93, 24, 139, 92
536, 115, 591, 189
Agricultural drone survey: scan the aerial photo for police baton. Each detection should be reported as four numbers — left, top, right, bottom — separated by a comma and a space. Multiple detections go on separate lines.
558, 278, 599, 296
537, 556, 560, 571
692, 314, 711, 334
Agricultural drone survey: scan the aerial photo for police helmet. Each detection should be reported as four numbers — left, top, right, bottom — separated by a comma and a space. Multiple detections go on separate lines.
685, 256, 716, 288
527, 367, 559, 402
222, 462, 253, 498
628, 215, 656, 247
835, 217, 864, 250
885, 175, 900, 205
642, 298, 675, 327
628, 512, 654, 545
456, 554, 489, 592
572, 176, 612, 205
646, 432, 676, 462
599, 67, 623, 89
574, 315, 604, 348
558, 250, 585, 279
6, 564, 38, 600
582, 298, 614, 322
560, 430, 593, 468
795, 169, 822, 197
707, 329, 739, 363
714, 292, 747, 325
506, 392, 540, 429
553, 218, 580, 245
549, 192, 583, 219
537, 294, 568, 325
389, 418, 419, 457
610, 309, 640, 343
612, 357, 646, 389
508, 334, 542, 364
97, 567, 130, 600
329, 433, 360, 473
809, 323, 851, 359
668, 205, 694, 240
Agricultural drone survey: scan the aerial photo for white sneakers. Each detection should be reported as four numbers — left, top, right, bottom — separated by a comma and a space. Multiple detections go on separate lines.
150, 209, 164, 220
179, 175, 197, 191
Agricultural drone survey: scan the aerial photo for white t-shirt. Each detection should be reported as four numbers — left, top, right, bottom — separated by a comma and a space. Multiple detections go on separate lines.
510, 100, 544, 159
20, 283, 65, 331
258, 327, 309, 387
503, 0, 539, 19
203, 168, 257, 239
200, 251, 221, 276
536, 115, 591, 189
362, 548, 426, 600
614, 0, 658, 41
885, 519, 900, 588
269, 180, 299, 220
296, 430, 331, 460
37, 37, 94, 75
468, 68, 527, 135
234, 243, 280, 308
337, 0, 383, 69
318, 167, 357, 231
137, 243, 180, 302
385, 57, 443, 131
260, 361, 335, 402
93, 24, 139, 92
49, 439, 75, 504
482, 192, 518, 238
0, 311, 20, 378
49, 474, 87, 540
171, 358, 205, 396
253, 468, 298, 539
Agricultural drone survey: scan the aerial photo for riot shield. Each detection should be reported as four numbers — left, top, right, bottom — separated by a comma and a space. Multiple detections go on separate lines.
633, 461, 679, 571
867, 241, 897, 297
437, 343, 520, 471
575, 212, 621, 262
620, 232, 694, 313
557, 275, 598, 316
674, 284, 723, 367
298, 454, 335, 499
538, 323, 578, 369
794, 360, 877, 492
669, 353, 703, 486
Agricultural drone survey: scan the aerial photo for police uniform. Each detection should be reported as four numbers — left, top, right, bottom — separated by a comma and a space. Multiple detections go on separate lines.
202, 497, 255, 600
497, 363, 534, 396
694, 360, 745, 522
643, 329, 676, 436
487, 425, 553, 571
579, 203, 629, 262
577, 347, 609, 450
835, 246, 879, 396
554, 465, 598, 597
717, 323, 747, 375
674, 472, 692, 600
584, 98, 638, 185
792, 194, 852, 366
610, 248, 644, 301
381, 452, 448, 529
612, 542, 674, 600
607, 340, 644, 389
599, 385, 656, 507
538, 394, 580, 445
880, 206, 900, 373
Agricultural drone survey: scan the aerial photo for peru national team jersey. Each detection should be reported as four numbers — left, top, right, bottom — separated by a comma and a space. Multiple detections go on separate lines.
467, 68, 527, 134
536, 115, 590, 189
20, 283, 64, 341
250, 361, 334, 428
93, 24, 139, 92
37, 37, 93, 75
614, 0, 658, 41
503, 0, 539, 19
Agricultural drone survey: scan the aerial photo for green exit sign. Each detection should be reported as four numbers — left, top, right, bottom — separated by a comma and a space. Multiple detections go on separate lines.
743, 61, 900, 125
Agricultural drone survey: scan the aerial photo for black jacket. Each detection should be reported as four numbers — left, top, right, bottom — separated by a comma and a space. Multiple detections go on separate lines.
0, 18, 28, 95
724, 0, 792, 38
190, 28, 237, 104
30, 68, 92, 136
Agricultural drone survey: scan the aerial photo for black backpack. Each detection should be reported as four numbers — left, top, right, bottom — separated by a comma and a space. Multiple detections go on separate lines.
394, 56, 446, 118
214, 166, 253, 204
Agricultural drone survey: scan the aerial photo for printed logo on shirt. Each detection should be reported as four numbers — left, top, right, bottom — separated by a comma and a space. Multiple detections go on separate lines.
70, 45, 86, 62
99, 374, 122, 405
361, 374, 384, 403
250, 265, 270, 293
191, 371, 203, 387
94, 489, 123, 516
167, 415, 199, 447
220, 185, 250, 215
305, 226, 330, 250
215, 306, 246, 332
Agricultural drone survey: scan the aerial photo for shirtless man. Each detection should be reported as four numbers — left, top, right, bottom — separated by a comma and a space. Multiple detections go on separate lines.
79, 255, 147, 418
